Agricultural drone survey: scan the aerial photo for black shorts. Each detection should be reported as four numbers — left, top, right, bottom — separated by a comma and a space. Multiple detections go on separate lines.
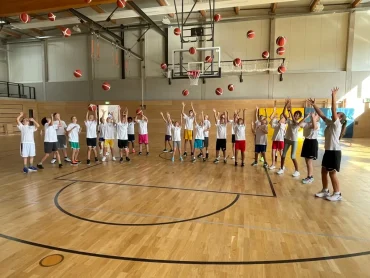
56, 135, 67, 149
301, 138, 318, 160
86, 138, 97, 147
322, 150, 341, 172
118, 139, 129, 149
231, 134, 236, 143
216, 139, 226, 151
128, 134, 135, 142
255, 144, 267, 153
44, 142, 58, 154
165, 135, 172, 141
204, 137, 209, 148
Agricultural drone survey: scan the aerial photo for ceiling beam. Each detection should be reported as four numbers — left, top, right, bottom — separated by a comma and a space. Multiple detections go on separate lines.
351, 0, 361, 8
0, 29, 22, 38
90, 5, 117, 24
271, 3, 277, 13
156, 0, 174, 18
30, 28, 44, 36
234, 7, 240, 15
310, 0, 321, 12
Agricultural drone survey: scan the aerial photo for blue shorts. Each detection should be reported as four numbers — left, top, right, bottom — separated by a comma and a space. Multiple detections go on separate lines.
255, 144, 267, 153
194, 139, 204, 149
99, 137, 105, 142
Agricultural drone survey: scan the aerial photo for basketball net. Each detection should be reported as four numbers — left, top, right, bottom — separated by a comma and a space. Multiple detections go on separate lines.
188, 70, 200, 86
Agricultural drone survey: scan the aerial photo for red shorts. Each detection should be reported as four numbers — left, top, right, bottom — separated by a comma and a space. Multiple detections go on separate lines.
139, 134, 149, 144
272, 141, 284, 150
235, 140, 246, 152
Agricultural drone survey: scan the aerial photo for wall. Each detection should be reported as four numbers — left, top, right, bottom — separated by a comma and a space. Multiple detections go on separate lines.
0, 44, 8, 82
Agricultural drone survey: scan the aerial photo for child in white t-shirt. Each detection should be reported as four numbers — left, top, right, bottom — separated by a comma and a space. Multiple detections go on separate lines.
192, 112, 206, 162
167, 112, 183, 162
181, 102, 195, 157
213, 109, 229, 164
85, 108, 98, 165
160, 112, 173, 153
202, 114, 211, 159
255, 106, 267, 162
251, 119, 268, 168
66, 116, 81, 165
269, 107, 287, 170
135, 113, 149, 156
16, 112, 40, 173
117, 107, 130, 163
127, 117, 136, 153
98, 118, 105, 155
101, 110, 116, 162
233, 109, 246, 167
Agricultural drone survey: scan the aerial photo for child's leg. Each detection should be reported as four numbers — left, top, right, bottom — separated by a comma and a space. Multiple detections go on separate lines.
271, 149, 276, 166
40, 153, 50, 164
110, 146, 114, 157
29, 157, 34, 166
23, 157, 28, 168
254, 152, 258, 162
329, 170, 340, 192
93, 147, 97, 158
168, 140, 173, 150
235, 149, 238, 162
232, 143, 235, 157
63, 148, 68, 158
71, 149, 76, 161
132, 141, 135, 150
190, 139, 194, 154
173, 145, 177, 158
87, 146, 91, 160
321, 167, 329, 190
305, 158, 313, 177
55, 151, 61, 164
222, 149, 226, 158
139, 143, 143, 152
261, 152, 267, 164
184, 139, 188, 153
281, 142, 290, 169
241, 151, 245, 163
146, 143, 149, 153
75, 149, 80, 161
164, 139, 167, 150
125, 147, 129, 158
291, 142, 299, 171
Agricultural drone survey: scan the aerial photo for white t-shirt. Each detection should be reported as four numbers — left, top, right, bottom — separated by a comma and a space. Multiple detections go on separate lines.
234, 124, 246, 141
255, 124, 268, 145
18, 125, 37, 144
55, 120, 67, 136
67, 123, 80, 143
203, 119, 211, 137
166, 123, 172, 136
255, 120, 261, 127
138, 120, 148, 135
127, 122, 135, 135
44, 123, 58, 143
229, 120, 235, 135
172, 125, 182, 141
117, 122, 128, 140
104, 123, 116, 139
183, 115, 194, 130
271, 120, 286, 142
324, 118, 342, 151
302, 122, 320, 140
85, 120, 97, 139
285, 119, 300, 141
195, 124, 205, 140
98, 123, 105, 138
215, 121, 227, 139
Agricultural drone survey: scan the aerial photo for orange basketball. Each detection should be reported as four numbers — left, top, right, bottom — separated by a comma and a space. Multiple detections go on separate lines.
214, 14, 221, 22
233, 58, 241, 67
136, 108, 143, 115
189, 47, 196, 55
85, 0, 92, 3
19, 13, 31, 23
88, 104, 97, 111
215, 88, 223, 95
74, 69, 82, 78
102, 82, 111, 91
160, 63, 167, 70
247, 30, 255, 39
262, 51, 270, 59
276, 47, 285, 56
205, 56, 213, 63
174, 27, 181, 36
62, 28, 71, 38
278, 65, 286, 74
182, 89, 189, 96
228, 84, 234, 91
48, 13, 56, 21
276, 36, 287, 47
117, 0, 126, 8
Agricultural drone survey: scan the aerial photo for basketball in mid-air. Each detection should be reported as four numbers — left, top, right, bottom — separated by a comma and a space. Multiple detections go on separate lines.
189, 47, 196, 55
160, 63, 167, 70
233, 58, 241, 67
247, 30, 255, 39
74, 69, 82, 78
278, 65, 286, 74
215, 88, 223, 95
276, 36, 287, 46
88, 104, 97, 111
276, 47, 285, 56
182, 89, 189, 97
262, 51, 270, 59
117, 0, 127, 8
19, 13, 31, 23
214, 14, 221, 22
174, 27, 181, 36
228, 84, 234, 91
102, 82, 111, 91
205, 56, 213, 63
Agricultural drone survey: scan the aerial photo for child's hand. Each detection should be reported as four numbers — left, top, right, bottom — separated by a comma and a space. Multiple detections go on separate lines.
19, 112, 24, 116
182, 102, 185, 107
307, 98, 315, 106
160, 112, 163, 115
213, 108, 216, 113
331, 87, 339, 96
29, 118, 34, 122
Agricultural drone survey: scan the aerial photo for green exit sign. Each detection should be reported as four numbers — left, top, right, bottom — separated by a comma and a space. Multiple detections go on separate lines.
105, 101, 110, 104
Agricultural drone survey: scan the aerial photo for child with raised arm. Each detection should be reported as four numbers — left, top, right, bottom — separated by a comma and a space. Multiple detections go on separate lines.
101, 110, 116, 162
168, 112, 183, 162
181, 102, 195, 157
37, 114, 63, 169
117, 107, 131, 163
300, 112, 320, 184
213, 109, 229, 164
202, 113, 211, 159
17, 112, 40, 173
160, 112, 173, 153
98, 117, 105, 155
269, 106, 287, 170
308, 87, 347, 201
85, 108, 98, 165
66, 116, 81, 165
136, 112, 149, 155
192, 111, 206, 162
52, 113, 71, 163
251, 119, 269, 168
127, 117, 136, 153
230, 109, 240, 160
234, 109, 246, 167
277, 99, 305, 177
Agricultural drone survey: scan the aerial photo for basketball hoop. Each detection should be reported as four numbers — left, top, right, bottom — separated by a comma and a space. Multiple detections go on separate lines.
187, 70, 200, 85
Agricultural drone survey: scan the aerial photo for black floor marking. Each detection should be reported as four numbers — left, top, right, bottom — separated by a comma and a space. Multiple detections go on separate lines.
54, 182, 240, 226
1, 233, 370, 265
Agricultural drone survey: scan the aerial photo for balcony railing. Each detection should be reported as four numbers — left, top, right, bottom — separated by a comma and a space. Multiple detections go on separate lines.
0, 81, 36, 100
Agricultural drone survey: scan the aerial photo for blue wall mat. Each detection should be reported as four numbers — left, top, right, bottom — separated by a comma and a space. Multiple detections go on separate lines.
304, 108, 354, 138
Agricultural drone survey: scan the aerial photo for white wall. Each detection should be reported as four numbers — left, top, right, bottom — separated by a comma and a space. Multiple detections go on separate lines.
352, 11, 370, 71
0, 45, 8, 82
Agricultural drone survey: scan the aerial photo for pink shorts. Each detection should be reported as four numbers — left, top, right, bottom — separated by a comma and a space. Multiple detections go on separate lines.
272, 141, 284, 150
139, 134, 149, 144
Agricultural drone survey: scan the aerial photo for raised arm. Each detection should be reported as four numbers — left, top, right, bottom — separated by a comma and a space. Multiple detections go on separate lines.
307, 98, 327, 121
50, 114, 54, 125
118, 107, 121, 123
193, 110, 198, 125
282, 99, 289, 119
86, 110, 89, 122
16, 112, 23, 125
243, 109, 246, 123
251, 121, 256, 135
191, 102, 196, 115
298, 113, 310, 126
180, 113, 183, 126
213, 108, 218, 123
100, 110, 106, 124
166, 112, 172, 125
311, 113, 319, 131
122, 107, 128, 122
270, 107, 276, 120
94, 108, 98, 121
30, 118, 40, 128
201, 111, 204, 121
255, 106, 259, 122
142, 114, 149, 123
181, 102, 186, 117
160, 112, 167, 123
331, 87, 339, 121
226, 111, 229, 122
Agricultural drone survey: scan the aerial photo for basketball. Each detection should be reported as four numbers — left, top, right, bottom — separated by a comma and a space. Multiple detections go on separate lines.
189, 47, 196, 55
276, 36, 287, 46
247, 30, 255, 39
276, 47, 285, 56
233, 58, 241, 67
102, 82, 111, 91
278, 65, 286, 74
205, 56, 213, 63
182, 89, 189, 96
228, 84, 234, 91
117, 0, 126, 8
85, 0, 92, 3
174, 27, 181, 36
88, 104, 97, 111
215, 88, 223, 95
214, 14, 221, 22
160, 63, 167, 70
73, 69, 82, 78
136, 108, 143, 115
62, 28, 71, 38
48, 13, 56, 21
262, 51, 270, 59
19, 13, 30, 24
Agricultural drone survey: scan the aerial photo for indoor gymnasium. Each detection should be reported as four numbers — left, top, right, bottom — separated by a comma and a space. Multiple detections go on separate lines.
1, 0, 370, 277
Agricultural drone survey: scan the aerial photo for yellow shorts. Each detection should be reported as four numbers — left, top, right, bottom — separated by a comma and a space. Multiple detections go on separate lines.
184, 130, 193, 140
104, 139, 114, 148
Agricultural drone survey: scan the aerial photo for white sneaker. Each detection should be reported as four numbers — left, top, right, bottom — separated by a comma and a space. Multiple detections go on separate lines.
277, 168, 284, 175
99, 150, 103, 155
302, 177, 314, 184
315, 189, 330, 198
292, 171, 300, 177
231, 156, 235, 159
102, 156, 107, 162
112, 157, 116, 161
64, 157, 71, 162
326, 192, 342, 202
51, 159, 56, 164
269, 165, 276, 170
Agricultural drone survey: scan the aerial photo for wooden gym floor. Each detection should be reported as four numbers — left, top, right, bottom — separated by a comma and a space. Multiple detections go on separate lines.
0, 135, 370, 277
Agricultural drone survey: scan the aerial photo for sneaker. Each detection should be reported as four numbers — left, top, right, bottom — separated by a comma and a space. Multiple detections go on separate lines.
277, 168, 284, 175
269, 165, 276, 170
37, 163, 44, 169
171, 157, 175, 162
163, 149, 168, 153
64, 157, 71, 162
263, 163, 268, 169
132, 149, 136, 153
241, 162, 245, 167
183, 152, 187, 157
76, 160, 81, 164
87, 159, 91, 165
102, 156, 107, 162
206, 153, 209, 159
224, 158, 227, 164
23, 167, 29, 173
28, 166, 37, 172
235, 162, 238, 166
99, 150, 103, 155
231, 156, 235, 160
112, 157, 116, 161
51, 158, 56, 164
126, 157, 130, 162
197, 153, 202, 158
70, 161, 78, 166
59, 163, 63, 168
138, 152, 142, 155
292, 171, 300, 177
120, 157, 123, 163
180, 156, 183, 162
146, 152, 149, 156
169, 149, 173, 153
260, 157, 264, 162
191, 158, 196, 163
315, 189, 330, 198
203, 158, 206, 162
213, 159, 219, 164
302, 177, 314, 184
251, 161, 258, 166
95, 157, 99, 162
326, 192, 342, 202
